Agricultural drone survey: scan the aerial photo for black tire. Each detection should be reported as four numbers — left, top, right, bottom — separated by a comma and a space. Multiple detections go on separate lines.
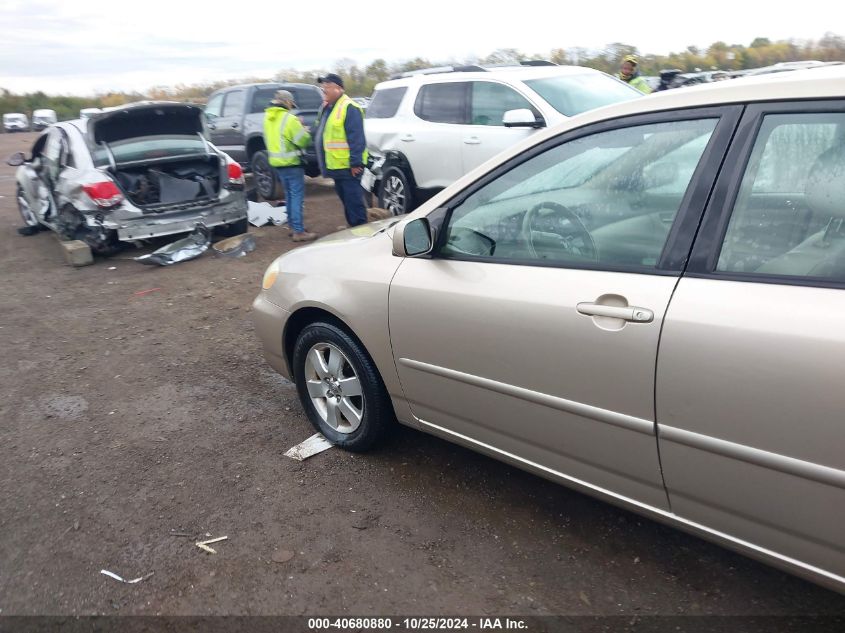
250, 151, 284, 201
378, 165, 414, 215
292, 322, 394, 452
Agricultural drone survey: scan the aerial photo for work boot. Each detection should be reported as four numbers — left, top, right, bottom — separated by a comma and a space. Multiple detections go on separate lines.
291, 231, 318, 243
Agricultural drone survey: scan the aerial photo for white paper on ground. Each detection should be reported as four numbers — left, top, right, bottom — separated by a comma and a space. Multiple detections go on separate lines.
248, 201, 288, 227
100, 569, 153, 584
284, 433, 334, 461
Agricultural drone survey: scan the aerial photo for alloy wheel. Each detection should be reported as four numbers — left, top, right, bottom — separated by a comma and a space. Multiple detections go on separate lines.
382, 174, 406, 215
303, 342, 364, 434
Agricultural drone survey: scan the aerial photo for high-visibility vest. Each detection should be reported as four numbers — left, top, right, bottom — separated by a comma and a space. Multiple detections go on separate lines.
264, 106, 311, 167
323, 94, 368, 171
618, 73, 652, 94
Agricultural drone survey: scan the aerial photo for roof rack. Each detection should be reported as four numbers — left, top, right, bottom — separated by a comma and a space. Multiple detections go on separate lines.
519, 60, 558, 66
389, 65, 487, 80
387, 60, 557, 80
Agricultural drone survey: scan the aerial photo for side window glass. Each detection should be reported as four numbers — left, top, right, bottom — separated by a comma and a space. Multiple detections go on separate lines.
222, 91, 245, 117
440, 118, 718, 268
717, 113, 845, 280
471, 82, 535, 126
414, 83, 467, 124
205, 94, 224, 118
367, 87, 407, 119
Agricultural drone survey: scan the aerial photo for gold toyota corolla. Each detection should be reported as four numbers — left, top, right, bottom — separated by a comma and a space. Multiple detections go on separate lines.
254, 65, 845, 594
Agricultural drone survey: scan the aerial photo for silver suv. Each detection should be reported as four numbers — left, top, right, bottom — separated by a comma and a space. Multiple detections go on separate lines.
365, 62, 641, 214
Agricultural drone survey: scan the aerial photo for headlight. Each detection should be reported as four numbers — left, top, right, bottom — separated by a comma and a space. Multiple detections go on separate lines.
262, 259, 280, 290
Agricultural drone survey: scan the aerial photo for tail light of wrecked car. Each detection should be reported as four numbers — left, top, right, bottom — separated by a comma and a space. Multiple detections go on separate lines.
82, 180, 124, 208
226, 162, 245, 189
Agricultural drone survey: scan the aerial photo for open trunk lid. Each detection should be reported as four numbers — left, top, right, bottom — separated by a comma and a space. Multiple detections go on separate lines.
87, 102, 207, 147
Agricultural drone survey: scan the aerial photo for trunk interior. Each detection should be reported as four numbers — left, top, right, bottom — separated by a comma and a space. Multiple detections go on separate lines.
113, 157, 222, 210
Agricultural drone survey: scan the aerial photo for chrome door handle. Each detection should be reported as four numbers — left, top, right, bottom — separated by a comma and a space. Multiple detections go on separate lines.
208, 124, 216, 130
576, 302, 654, 323
231, 122, 239, 128
463, 136, 481, 145
400, 134, 414, 142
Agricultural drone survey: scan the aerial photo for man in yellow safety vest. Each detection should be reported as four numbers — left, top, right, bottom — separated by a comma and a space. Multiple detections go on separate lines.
263, 89, 317, 242
313, 73, 369, 228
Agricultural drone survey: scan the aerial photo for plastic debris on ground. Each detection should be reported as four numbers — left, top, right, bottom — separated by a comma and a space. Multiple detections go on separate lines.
100, 569, 154, 584
195, 535, 228, 554
284, 433, 334, 461
248, 201, 287, 227
212, 233, 256, 258
134, 224, 211, 266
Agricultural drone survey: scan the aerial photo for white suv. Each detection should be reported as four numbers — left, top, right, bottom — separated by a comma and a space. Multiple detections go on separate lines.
365, 63, 642, 214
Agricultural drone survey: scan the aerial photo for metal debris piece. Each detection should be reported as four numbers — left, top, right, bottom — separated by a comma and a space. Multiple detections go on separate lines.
195, 535, 228, 554
212, 233, 256, 258
134, 224, 211, 266
284, 433, 334, 461
247, 201, 287, 227
100, 569, 154, 584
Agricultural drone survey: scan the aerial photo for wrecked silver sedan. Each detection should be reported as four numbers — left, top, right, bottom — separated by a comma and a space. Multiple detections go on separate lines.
8, 102, 248, 255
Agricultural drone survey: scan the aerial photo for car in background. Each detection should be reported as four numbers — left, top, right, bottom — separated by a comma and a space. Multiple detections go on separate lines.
3, 113, 30, 132
254, 64, 845, 595
31, 109, 58, 131
8, 101, 248, 255
204, 83, 323, 200
352, 97, 370, 110
364, 62, 642, 214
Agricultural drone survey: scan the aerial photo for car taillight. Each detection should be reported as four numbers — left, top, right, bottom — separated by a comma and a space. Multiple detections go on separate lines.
227, 162, 245, 186
82, 181, 123, 208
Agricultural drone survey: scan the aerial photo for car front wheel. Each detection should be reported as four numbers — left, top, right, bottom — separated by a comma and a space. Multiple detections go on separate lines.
292, 322, 393, 451
378, 166, 413, 215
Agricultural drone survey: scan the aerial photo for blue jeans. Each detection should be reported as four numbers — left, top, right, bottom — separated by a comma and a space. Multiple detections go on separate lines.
275, 166, 305, 232
333, 175, 368, 226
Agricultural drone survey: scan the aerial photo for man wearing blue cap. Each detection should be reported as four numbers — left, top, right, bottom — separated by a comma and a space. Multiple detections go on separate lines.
313, 73, 369, 228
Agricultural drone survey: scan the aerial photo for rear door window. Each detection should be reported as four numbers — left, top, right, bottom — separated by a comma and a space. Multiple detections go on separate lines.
414, 83, 469, 124
716, 112, 845, 281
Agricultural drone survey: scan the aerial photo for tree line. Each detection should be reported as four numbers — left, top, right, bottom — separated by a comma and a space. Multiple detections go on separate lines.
3, 33, 844, 119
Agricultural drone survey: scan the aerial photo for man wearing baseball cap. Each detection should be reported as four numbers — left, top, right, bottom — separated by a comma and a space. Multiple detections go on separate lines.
617, 55, 652, 94
264, 89, 317, 242
313, 73, 368, 228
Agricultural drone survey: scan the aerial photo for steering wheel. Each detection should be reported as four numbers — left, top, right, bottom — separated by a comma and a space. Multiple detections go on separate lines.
521, 201, 597, 261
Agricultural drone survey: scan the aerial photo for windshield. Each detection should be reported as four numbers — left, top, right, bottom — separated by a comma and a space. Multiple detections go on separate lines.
4, 114, 26, 122
524, 74, 641, 117
92, 135, 208, 167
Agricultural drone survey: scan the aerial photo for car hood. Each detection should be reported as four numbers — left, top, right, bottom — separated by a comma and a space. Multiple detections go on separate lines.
87, 103, 206, 146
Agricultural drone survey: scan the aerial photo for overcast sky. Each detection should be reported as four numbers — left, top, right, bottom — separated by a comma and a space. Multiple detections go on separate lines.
2, 0, 842, 96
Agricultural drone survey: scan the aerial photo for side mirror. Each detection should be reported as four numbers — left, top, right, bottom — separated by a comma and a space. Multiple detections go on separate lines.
503, 108, 545, 129
393, 218, 433, 257
7, 152, 26, 167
